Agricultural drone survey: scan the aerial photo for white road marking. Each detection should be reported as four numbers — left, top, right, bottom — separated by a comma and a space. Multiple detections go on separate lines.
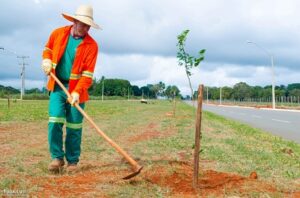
271, 119, 291, 123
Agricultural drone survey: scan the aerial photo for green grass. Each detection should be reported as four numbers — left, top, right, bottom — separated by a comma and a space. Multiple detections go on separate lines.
0, 99, 48, 121
202, 112, 300, 179
0, 100, 299, 197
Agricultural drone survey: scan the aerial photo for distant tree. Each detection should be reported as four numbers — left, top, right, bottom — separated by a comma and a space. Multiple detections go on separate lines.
207, 87, 219, 100
165, 85, 180, 99
140, 86, 150, 99
287, 83, 300, 91
145, 84, 156, 98
88, 78, 98, 95
262, 87, 272, 99
0, 85, 20, 94
104, 79, 131, 96
232, 82, 251, 100
131, 85, 141, 96
89, 76, 105, 96
277, 85, 288, 97
222, 86, 234, 100
177, 29, 205, 100
151, 81, 165, 98
26, 88, 42, 94
251, 86, 264, 98
289, 89, 300, 97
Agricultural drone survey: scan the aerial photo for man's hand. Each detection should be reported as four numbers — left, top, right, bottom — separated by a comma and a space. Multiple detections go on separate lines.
70, 92, 80, 105
42, 59, 52, 75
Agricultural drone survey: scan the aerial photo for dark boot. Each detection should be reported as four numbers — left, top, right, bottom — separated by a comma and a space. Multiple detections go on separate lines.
48, 159, 65, 172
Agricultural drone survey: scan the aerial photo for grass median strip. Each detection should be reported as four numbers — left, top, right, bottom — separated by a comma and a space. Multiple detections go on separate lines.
0, 100, 299, 197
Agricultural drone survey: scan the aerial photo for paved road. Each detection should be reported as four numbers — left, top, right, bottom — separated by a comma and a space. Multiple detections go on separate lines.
186, 101, 300, 144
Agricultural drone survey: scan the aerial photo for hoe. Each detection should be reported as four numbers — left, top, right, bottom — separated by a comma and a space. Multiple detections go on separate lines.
50, 73, 143, 179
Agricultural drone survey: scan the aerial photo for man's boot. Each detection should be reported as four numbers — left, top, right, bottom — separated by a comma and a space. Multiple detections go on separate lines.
66, 163, 78, 173
48, 159, 65, 172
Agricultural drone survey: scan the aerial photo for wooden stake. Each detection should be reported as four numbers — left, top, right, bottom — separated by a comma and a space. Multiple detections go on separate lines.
173, 91, 176, 117
193, 84, 204, 188
7, 95, 10, 109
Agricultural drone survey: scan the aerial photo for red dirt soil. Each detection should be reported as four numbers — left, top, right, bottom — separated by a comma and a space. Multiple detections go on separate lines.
127, 122, 173, 143
2, 121, 299, 197
28, 161, 300, 197
145, 161, 300, 197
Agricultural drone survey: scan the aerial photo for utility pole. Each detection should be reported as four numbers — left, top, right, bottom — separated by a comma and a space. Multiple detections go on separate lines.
0, 47, 29, 100
127, 87, 129, 101
219, 86, 222, 105
247, 40, 276, 109
17, 56, 29, 100
206, 86, 209, 104
101, 77, 105, 101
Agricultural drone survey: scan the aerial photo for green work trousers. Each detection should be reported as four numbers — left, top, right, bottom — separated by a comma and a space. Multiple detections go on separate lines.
48, 84, 85, 164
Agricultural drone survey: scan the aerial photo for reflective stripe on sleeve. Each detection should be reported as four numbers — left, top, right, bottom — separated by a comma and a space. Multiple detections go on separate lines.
70, 73, 81, 80
82, 71, 93, 78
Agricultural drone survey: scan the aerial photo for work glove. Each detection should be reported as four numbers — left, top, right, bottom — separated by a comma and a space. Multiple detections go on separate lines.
41, 58, 52, 75
70, 92, 80, 106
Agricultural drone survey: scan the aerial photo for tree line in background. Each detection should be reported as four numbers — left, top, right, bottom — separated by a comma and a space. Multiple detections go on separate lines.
0, 77, 181, 99
202, 82, 300, 102
89, 77, 181, 99
1, 81, 300, 101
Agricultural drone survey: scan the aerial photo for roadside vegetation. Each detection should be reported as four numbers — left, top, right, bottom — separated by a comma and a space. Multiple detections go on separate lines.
0, 100, 299, 197
1, 82, 300, 102
206, 82, 300, 105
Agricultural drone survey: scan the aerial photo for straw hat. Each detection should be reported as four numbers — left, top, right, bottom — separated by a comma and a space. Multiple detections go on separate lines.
62, 5, 101, 29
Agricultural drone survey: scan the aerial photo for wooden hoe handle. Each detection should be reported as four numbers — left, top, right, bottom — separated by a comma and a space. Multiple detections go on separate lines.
50, 73, 142, 177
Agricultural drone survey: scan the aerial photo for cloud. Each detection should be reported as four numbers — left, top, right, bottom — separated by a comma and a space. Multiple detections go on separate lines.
0, 0, 300, 96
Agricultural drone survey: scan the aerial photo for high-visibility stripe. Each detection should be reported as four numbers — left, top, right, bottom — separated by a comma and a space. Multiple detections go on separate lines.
70, 73, 81, 80
49, 117, 65, 123
66, 122, 83, 129
82, 71, 93, 78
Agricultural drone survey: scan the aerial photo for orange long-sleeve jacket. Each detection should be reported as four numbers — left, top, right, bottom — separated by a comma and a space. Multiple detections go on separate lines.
42, 25, 98, 103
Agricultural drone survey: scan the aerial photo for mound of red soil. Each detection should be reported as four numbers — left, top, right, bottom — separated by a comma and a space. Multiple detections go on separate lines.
145, 161, 294, 197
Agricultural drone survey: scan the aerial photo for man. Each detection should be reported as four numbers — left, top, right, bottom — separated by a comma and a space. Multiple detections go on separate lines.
41, 5, 100, 173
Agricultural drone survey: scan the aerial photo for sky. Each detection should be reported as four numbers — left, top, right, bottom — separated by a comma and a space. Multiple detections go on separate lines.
0, 0, 300, 96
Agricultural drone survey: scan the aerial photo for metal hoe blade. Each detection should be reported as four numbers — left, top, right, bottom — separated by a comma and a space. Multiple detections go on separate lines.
122, 166, 143, 180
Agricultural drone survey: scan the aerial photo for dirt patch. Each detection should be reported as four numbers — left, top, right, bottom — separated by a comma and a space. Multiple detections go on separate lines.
0, 168, 8, 174
0, 122, 29, 134
128, 122, 173, 143
30, 169, 122, 197
2, 119, 299, 197
165, 112, 173, 117
24, 159, 299, 197
145, 161, 296, 197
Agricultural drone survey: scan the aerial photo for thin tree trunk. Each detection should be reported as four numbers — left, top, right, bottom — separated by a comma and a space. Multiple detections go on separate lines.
185, 68, 193, 101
